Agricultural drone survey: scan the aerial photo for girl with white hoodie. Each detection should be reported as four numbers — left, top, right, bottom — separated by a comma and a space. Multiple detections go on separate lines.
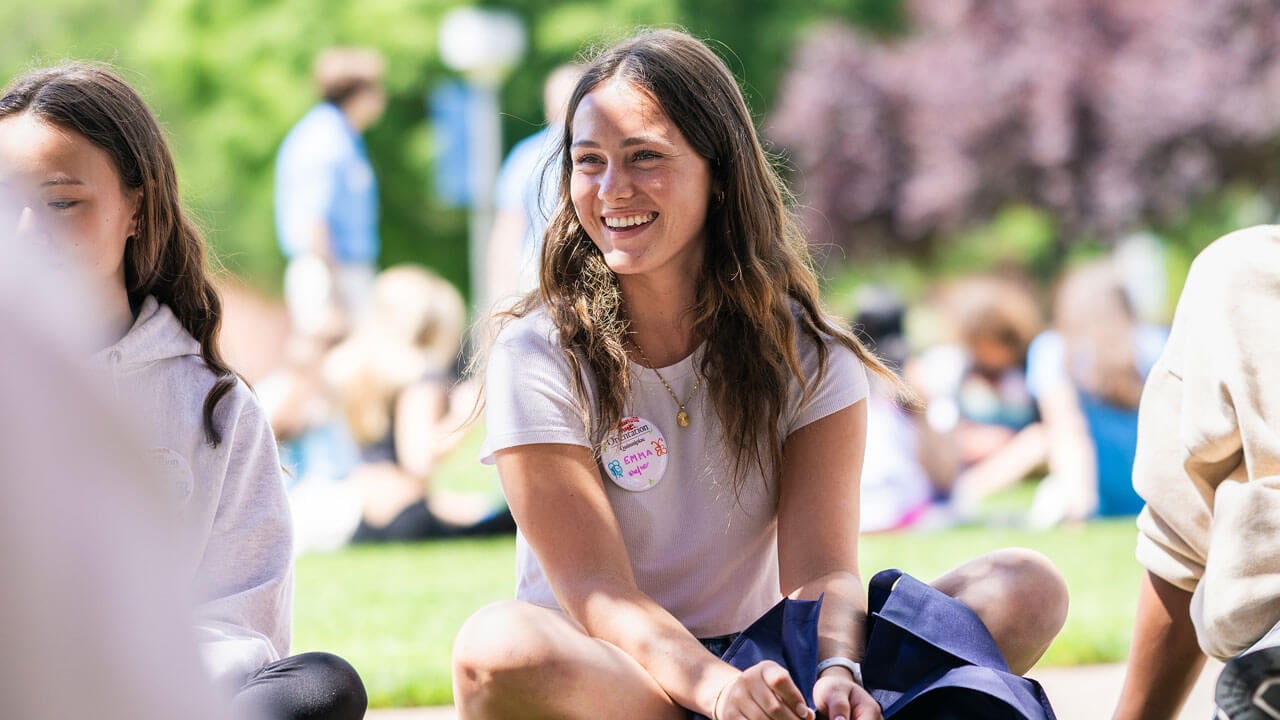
0, 63, 366, 720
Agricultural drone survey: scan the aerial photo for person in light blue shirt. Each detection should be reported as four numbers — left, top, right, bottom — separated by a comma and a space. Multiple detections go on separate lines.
1024, 259, 1168, 524
275, 47, 386, 339
487, 64, 583, 305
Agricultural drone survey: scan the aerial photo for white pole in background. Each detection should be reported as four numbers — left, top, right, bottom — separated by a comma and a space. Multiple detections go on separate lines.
439, 8, 526, 317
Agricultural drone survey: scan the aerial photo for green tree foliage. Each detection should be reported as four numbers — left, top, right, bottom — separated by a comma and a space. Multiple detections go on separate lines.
2, 0, 901, 298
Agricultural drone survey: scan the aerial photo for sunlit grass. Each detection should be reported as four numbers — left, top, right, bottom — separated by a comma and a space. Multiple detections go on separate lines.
295, 514, 1142, 707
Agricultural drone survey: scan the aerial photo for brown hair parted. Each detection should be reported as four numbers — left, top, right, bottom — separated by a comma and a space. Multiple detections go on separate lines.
1052, 259, 1144, 410
496, 29, 901, 487
313, 47, 386, 106
0, 62, 237, 446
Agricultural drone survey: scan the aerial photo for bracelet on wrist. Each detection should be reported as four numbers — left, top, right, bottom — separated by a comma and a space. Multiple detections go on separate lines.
815, 656, 863, 686
710, 677, 732, 720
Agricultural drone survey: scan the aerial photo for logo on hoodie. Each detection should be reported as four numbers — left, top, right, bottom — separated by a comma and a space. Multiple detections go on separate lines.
149, 447, 194, 501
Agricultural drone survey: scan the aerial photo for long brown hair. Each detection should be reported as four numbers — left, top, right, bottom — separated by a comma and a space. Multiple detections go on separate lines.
0, 63, 237, 445
494, 29, 900, 487
327, 265, 465, 445
1053, 260, 1144, 409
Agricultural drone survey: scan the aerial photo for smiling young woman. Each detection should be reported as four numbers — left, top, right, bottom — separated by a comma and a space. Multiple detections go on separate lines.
568, 78, 714, 297
452, 29, 1069, 720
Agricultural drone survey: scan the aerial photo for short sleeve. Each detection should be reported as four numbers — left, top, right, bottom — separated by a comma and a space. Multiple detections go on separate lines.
788, 338, 870, 434
481, 314, 593, 464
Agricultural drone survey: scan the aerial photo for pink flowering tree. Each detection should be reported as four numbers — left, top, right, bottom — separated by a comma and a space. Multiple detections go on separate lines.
768, 0, 1280, 258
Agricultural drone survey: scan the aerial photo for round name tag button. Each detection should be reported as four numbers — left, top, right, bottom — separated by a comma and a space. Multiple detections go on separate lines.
601, 416, 669, 492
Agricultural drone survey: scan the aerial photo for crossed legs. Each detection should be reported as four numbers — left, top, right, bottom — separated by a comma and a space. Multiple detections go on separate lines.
452, 548, 1068, 718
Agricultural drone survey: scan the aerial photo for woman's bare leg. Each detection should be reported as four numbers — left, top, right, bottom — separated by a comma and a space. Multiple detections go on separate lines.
931, 547, 1070, 673
452, 600, 687, 720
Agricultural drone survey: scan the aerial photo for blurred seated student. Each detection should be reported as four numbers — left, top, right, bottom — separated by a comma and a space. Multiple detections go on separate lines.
0, 62, 365, 719
1015, 259, 1165, 527
909, 274, 1045, 500
329, 265, 513, 542
257, 334, 363, 551
1023, 259, 1168, 525
263, 264, 513, 551
852, 288, 934, 532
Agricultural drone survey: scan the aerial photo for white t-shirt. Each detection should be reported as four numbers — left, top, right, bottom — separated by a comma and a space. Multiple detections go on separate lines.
482, 307, 869, 637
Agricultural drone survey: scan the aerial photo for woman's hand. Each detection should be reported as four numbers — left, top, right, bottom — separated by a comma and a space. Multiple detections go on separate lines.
813, 668, 881, 720
713, 660, 813, 720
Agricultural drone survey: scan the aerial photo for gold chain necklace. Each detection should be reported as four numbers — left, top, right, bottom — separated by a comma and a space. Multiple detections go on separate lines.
631, 340, 701, 428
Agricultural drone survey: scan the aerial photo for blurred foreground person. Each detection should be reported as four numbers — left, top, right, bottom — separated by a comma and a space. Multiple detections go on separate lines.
0, 62, 365, 719
1114, 226, 1280, 720
0, 218, 233, 720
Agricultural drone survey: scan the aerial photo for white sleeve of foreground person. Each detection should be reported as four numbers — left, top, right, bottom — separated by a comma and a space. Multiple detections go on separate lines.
1134, 224, 1280, 659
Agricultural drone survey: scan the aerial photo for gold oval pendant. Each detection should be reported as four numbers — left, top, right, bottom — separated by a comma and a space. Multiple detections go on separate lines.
676, 410, 690, 428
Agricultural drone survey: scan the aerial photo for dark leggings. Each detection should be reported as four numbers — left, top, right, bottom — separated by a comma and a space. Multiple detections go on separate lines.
232, 652, 367, 720
352, 502, 517, 543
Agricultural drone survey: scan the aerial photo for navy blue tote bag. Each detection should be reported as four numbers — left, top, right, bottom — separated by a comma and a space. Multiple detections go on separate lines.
690, 597, 822, 720
694, 569, 1056, 719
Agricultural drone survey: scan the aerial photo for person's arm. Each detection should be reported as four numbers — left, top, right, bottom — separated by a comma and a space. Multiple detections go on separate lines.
486, 135, 540, 309
1112, 571, 1206, 720
1035, 381, 1099, 524
902, 353, 960, 495
950, 422, 1048, 515
295, 219, 332, 261
777, 402, 882, 720
190, 390, 294, 693
392, 378, 451, 480
495, 443, 797, 718
279, 135, 338, 264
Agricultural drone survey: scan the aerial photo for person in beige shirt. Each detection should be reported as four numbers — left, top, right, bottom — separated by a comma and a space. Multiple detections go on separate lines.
1114, 224, 1280, 720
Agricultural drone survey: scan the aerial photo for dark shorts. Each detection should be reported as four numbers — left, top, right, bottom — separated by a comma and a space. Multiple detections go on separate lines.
698, 633, 739, 659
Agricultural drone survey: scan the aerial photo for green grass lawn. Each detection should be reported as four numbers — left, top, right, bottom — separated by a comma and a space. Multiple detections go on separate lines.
293, 427, 1144, 707
294, 517, 1145, 708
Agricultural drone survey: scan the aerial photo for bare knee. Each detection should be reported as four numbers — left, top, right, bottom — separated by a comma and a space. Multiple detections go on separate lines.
937, 547, 1069, 673
452, 600, 572, 718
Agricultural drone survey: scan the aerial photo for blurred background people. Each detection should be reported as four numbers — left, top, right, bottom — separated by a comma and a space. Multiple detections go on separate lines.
486, 62, 583, 305
910, 273, 1045, 505
1021, 258, 1168, 527
262, 264, 513, 553
275, 46, 387, 341
851, 287, 935, 533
